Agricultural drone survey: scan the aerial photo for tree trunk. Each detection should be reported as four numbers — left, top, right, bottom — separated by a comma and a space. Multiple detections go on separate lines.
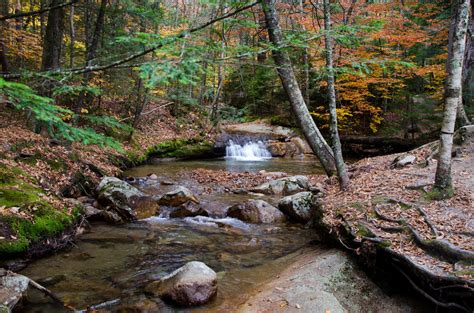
324, 0, 349, 190
69, 3, 75, 67
449, 0, 472, 127
434, 0, 470, 198
75, 0, 106, 112
461, 0, 473, 125
261, 0, 335, 176
0, 0, 9, 73
41, 0, 65, 71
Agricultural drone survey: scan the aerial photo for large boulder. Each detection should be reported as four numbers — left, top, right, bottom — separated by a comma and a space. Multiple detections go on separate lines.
227, 200, 286, 224
278, 192, 320, 223
0, 269, 30, 310
266, 141, 287, 157
158, 186, 199, 207
266, 141, 300, 158
96, 177, 159, 222
145, 261, 217, 306
250, 176, 309, 196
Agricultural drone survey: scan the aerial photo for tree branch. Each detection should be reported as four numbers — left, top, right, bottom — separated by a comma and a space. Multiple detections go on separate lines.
0, 0, 79, 21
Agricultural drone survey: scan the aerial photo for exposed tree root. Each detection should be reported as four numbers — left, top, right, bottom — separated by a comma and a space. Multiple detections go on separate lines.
387, 197, 439, 237
391, 263, 470, 312
407, 226, 474, 264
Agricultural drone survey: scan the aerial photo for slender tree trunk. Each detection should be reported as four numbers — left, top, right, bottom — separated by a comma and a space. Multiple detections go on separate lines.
298, 0, 310, 106
324, 0, 349, 189
69, 3, 75, 67
460, 1, 473, 124
261, 0, 335, 176
211, 22, 225, 123
41, 0, 65, 70
0, 0, 9, 73
434, 0, 470, 198
75, 0, 106, 112
449, 0, 472, 126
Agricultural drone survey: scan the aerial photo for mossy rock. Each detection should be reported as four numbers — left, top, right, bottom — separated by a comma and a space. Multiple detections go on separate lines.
0, 164, 77, 256
145, 139, 214, 159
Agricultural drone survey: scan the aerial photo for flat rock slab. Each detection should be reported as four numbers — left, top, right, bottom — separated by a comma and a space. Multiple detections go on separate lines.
237, 248, 428, 313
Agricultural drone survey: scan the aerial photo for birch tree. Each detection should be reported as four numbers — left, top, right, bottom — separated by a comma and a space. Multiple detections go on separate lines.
261, 0, 336, 176
323, 0, 349, 189
434, 0, 470, 198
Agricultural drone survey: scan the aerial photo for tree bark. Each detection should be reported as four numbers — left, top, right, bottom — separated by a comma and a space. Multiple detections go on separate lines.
323, 0, 349, 189
0, 0, 9, 73
69, 3, 74, 67
261, 0, 335, 176
449, 0, 472, 126
41, 0, 65, 70
460, 0, 473, 125
434, 0, 470, 198
75, 0, 106, 112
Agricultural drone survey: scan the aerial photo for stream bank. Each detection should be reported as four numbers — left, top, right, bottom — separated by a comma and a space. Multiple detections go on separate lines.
1, 117, 471, 312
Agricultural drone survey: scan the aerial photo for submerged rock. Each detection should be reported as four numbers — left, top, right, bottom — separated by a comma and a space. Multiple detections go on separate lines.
250, 175, 309, 196
227, 199, 286, 224
0, 269, 30, 310
96, 177, 159, 222
158, 186, 199, 207
278, 192, 320, 223
145, 261, 217, 306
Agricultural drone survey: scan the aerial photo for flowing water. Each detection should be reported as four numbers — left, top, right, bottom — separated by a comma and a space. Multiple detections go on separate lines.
225, 140, 272, 161
19, 157, 322, 312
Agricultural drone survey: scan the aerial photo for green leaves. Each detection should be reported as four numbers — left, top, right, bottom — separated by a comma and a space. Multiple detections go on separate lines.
0, 78, 125, 151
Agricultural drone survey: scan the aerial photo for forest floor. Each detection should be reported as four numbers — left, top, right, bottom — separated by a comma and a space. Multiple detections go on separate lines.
320, 129, 473, 280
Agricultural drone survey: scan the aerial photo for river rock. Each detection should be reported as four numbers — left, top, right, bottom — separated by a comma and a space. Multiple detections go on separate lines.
0, 269, 30, 310
169, 202, 209, 218
278, 192, 320, 223
158, 186, 199, 207
227, 200, 286, 224
145, 261, 217, 306
250, 175, 309, 196
96, 177, 159, 222
290, 136, 313, 154
266, 141, 287, 157
392, 154, 416, 168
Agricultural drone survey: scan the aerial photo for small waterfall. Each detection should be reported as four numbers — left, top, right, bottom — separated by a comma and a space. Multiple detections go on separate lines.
225, 140, 272, 161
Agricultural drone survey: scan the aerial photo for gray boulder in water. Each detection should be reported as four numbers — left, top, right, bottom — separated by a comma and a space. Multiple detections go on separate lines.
278, 191, 321, 223
250, 175, 309, 196
227, 199, 286, 224
145, 261, 217, 306
96, 177, 159, 222
158, 186, 199, 207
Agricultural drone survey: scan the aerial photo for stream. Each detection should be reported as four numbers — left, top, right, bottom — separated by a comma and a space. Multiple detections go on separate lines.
19, 158, 322, 312
18, 155, 429, 312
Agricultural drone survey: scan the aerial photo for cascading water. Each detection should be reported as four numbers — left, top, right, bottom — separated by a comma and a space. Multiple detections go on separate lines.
225, 139, 272, 161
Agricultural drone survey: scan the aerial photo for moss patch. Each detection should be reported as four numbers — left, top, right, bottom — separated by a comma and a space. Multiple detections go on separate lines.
146, 138, 214, 159
424, 186, 455, 201
0, 164, 76, 256
125, 138, 215, 166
